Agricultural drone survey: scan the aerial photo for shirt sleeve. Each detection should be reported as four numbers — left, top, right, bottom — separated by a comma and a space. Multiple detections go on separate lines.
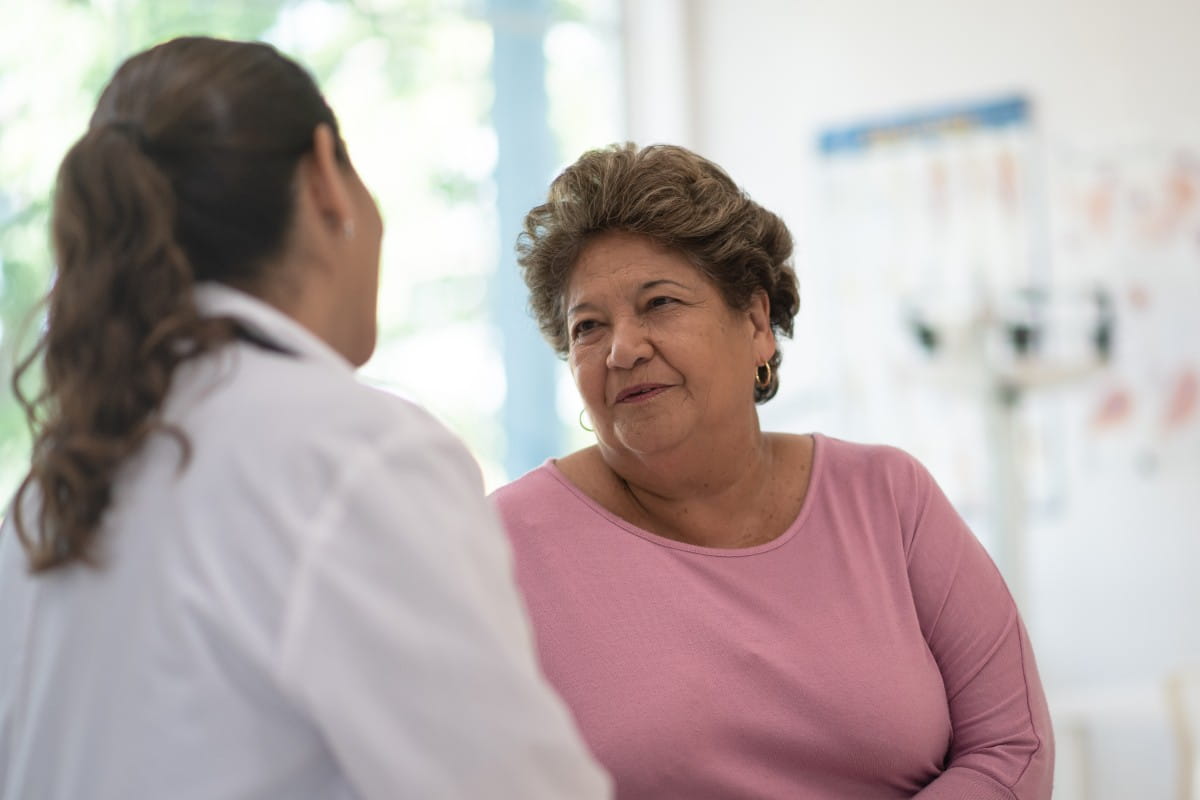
902, 458, 1054, 800
273, 412, 612, 800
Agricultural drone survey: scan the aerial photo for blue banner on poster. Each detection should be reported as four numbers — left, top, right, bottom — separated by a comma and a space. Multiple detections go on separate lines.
818, 95, 1030, 155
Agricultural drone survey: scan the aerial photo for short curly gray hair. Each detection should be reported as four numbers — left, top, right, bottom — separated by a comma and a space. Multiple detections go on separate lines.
516, 142, 800, 402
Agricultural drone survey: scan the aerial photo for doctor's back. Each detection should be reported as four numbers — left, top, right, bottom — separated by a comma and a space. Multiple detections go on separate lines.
0, 36, 609, 800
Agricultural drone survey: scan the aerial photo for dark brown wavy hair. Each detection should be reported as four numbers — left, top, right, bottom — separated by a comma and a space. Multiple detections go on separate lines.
10, 36, 346, 572
516, 142, 800, 403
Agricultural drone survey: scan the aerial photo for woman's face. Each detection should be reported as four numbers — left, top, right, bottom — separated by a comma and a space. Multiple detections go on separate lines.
565, 231, 774, 460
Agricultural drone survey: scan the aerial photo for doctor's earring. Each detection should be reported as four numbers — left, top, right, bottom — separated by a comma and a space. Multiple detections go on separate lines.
578, 409, 594, 433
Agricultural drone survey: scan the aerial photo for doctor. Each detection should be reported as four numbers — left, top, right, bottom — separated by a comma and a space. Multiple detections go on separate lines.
0, 36, 609, 800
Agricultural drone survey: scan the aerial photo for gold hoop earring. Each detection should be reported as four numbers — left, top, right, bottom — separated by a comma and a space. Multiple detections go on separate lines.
755, 361, 772, 389
578, 408, 594, 433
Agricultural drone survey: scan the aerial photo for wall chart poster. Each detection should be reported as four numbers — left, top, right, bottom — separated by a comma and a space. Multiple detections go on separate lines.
811, 95, 1199, 547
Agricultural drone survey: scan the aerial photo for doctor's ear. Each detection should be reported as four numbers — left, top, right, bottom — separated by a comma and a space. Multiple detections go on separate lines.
301, 124, 354, 240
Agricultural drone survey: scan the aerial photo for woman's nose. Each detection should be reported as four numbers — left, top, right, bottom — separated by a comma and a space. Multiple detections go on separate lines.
606, 316, 653, 369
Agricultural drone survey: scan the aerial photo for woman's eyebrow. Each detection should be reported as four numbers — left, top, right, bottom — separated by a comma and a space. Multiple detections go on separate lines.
640, 278, 691, 292
568, 278, 693, 317
567, 300, 597, 318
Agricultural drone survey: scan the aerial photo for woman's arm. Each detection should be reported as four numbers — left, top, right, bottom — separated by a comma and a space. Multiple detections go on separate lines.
904, 460, 1054, 799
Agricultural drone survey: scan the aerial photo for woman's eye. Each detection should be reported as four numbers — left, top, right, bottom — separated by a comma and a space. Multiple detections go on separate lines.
571, 320, 598, 339
648, 296, 676, 309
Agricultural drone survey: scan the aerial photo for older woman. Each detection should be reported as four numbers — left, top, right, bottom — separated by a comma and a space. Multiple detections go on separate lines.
492, 143, 1054, 799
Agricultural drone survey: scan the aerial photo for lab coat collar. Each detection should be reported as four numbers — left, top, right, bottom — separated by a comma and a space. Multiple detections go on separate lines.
193, 282, 355, 374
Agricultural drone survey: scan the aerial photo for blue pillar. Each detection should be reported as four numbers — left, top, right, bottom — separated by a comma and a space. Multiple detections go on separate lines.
487, 0, 561, 479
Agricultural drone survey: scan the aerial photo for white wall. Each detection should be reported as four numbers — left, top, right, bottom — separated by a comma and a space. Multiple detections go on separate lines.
628, 0, 1200, 242
624, 1, 1200, 797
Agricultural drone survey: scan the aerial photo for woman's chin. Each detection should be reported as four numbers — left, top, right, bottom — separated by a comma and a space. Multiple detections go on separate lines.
606, 423, 689, 459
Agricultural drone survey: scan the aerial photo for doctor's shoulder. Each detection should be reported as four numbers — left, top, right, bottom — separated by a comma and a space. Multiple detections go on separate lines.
266, 359, 484, 493
163, 345, 474, 493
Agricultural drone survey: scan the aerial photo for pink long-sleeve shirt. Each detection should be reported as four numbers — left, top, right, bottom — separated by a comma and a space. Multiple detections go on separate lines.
492, 434, 1053, 799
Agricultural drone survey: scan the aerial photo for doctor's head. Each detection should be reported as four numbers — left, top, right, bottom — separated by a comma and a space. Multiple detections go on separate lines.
13, 36, 381, 571
58, 35, 383, 366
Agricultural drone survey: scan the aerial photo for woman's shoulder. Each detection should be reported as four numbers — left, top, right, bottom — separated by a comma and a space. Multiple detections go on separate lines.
801, 435, 947, 553
490, 447, 608, 526
490, 462, 556, 506
807, 433, 935, 492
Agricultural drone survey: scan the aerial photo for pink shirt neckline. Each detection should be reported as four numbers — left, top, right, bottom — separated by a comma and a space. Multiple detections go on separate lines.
541, 432, 826, 558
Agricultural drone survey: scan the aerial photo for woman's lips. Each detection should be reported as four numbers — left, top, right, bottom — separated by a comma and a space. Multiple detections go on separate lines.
615, 384, 670, 403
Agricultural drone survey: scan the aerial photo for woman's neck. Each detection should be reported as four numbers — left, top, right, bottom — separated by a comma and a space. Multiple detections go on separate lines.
594, 422, 793, 549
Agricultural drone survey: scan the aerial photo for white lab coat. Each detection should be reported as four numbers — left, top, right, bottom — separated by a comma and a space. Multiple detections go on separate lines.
0, 284, 611, 800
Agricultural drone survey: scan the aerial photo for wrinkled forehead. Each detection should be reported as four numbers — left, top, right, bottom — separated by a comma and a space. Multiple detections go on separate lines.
565, 232, 705, 307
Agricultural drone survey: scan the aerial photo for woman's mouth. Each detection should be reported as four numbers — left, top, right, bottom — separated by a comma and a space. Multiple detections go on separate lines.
615, 384, 670, 403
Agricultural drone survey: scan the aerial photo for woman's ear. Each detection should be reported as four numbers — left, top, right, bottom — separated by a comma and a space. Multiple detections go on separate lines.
300, 123, 354, 239
748, 289, 776, 361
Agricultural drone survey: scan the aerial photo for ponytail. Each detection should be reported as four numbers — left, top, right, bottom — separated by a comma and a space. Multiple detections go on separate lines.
11, 123, 235, 571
